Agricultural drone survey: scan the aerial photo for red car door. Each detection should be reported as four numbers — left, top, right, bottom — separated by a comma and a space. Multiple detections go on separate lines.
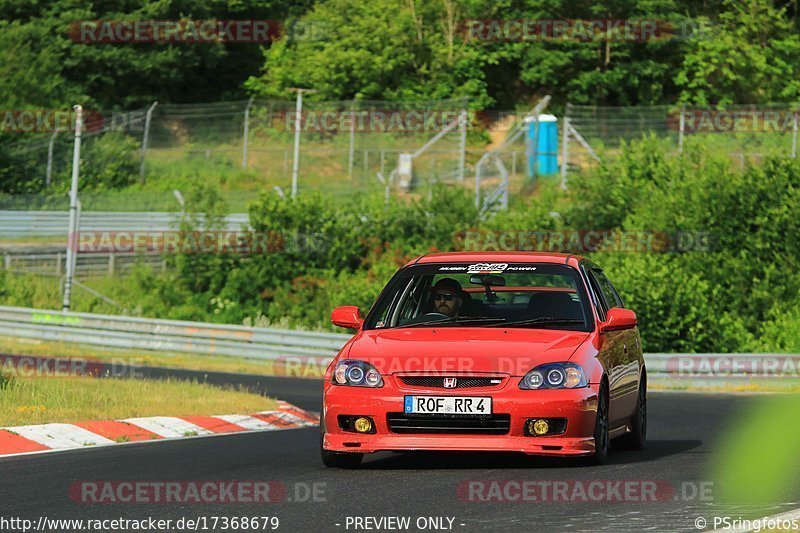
586, 267, 640, 427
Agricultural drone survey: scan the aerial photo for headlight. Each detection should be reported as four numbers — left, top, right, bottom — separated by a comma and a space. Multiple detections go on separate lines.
332, 359, 383, 387
520, 363, 587, 389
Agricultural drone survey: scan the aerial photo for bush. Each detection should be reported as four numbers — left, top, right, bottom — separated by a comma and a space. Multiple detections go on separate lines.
73, 132, 140, 191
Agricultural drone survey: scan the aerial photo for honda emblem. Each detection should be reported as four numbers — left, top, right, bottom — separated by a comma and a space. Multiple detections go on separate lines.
443, 377, 457, 388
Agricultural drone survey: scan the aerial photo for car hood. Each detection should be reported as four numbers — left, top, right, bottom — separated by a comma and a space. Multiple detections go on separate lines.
344, 327, 591, 376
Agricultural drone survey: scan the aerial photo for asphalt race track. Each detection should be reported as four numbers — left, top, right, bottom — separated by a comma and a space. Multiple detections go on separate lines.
2, 372, 798, 532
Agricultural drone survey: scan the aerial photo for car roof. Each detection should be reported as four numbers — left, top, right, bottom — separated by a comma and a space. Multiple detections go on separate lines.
404, 251, 587, 268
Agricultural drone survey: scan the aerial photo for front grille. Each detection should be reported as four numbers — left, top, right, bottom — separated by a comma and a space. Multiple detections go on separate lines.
398, 376, 503, 389
387, 413, 511, 435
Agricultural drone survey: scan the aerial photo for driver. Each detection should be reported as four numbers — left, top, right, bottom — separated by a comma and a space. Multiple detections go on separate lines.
430, 278, 464, 317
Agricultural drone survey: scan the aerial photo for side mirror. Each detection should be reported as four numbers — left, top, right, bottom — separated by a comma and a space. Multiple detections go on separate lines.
601, 308, 637, 332
331, 306, 363, 330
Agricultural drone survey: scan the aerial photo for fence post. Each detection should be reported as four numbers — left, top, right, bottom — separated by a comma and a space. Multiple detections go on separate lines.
792, 107, 798, 158
62, 106, 83, 311
348, 102, 356, 177
559, 104, 570, 190
364, 149, 369, 170
46, 131, 58, 187
512, 150, 517, 176
678, 104, 686, 154
530, 115, 540, 184
474, 155, 484, 208
242, 97, 254, 168
380, 149, 385, 177
3, 254, 9, 271
290, 88, 315, 198
56, 252, 62, 276
108, 252, 115, 277
139, 101, 158, 181
458, 108, 467, 181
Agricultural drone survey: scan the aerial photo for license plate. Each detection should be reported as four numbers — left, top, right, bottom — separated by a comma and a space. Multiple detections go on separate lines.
404, 396, 492, 415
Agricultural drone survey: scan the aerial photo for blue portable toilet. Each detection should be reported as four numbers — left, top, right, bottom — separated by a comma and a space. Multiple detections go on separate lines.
526, 114, 558, 177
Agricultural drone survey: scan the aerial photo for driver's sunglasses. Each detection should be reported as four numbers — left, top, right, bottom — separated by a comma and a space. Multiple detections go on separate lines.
433, 293, 457, 302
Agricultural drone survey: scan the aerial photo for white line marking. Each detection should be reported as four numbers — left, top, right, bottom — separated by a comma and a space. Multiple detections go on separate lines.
0, 402, 319, 458
5, 424, 114, 449
215, 415, 282, 431
122, 417, 213, 438
259, 410, 316, 427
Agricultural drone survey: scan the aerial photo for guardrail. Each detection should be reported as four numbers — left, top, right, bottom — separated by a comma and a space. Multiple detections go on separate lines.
0, 306, 795, 378
0, 305, 350, 360
0, 211, 250, 237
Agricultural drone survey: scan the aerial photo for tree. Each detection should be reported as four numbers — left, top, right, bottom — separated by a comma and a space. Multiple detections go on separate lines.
676, 0, 800, 105
512, 0, 698, 106
246, 0, 496, 107
0, 0, 313, 109
0, 20, 75, 108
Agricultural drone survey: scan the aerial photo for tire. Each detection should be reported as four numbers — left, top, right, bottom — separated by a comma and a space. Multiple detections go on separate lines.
320, 434, 363, 468
617, 376, 647, 451
586, 382, 610, 465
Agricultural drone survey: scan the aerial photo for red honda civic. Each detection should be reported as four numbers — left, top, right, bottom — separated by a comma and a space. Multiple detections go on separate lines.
321, 252, 646, 467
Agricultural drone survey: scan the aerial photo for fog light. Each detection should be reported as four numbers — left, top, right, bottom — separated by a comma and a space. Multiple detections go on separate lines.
529, 419, 549, 436
354, 417, 373, 433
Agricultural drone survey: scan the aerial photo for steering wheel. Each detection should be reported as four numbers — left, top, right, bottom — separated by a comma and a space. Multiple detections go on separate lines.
423, 312, 449, 318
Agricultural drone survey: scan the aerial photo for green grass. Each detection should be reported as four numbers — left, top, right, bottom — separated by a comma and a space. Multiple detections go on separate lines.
0, 373, 277, 426
0, 334, 290, 377
0, 272, 136, 315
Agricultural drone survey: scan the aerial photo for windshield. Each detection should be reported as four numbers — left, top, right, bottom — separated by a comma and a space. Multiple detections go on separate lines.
364, 262, 594, 331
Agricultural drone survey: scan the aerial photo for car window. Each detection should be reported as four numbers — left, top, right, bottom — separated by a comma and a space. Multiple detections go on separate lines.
585, 270, 609, 321
591, 269, 624, 310
364, 263, 595, 331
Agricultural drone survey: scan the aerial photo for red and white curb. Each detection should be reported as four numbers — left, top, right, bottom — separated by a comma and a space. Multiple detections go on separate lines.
0, 401, 318, 458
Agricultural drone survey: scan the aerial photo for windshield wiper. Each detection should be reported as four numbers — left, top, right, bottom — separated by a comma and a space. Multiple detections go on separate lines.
395, 316, 507, 328
452, 316, 507, 325
488, 317, 585, 328
396, 317, 457, 328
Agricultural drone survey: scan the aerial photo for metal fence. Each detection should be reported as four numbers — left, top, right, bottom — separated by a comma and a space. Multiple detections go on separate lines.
6, 100, 800, 211
474, 96, 554, 213
1, 251, 164, 278
4, 98, 474, 203
562, 103, 800, 181
0, 210, 249, 237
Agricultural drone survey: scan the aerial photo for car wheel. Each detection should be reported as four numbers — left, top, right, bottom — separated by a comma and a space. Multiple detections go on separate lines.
617, 376, 647, 451
320, 434, 363, 468
587, 382, 610, 465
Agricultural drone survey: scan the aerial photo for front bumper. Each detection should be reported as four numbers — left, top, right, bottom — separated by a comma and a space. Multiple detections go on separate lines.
322, 380, 599, 457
